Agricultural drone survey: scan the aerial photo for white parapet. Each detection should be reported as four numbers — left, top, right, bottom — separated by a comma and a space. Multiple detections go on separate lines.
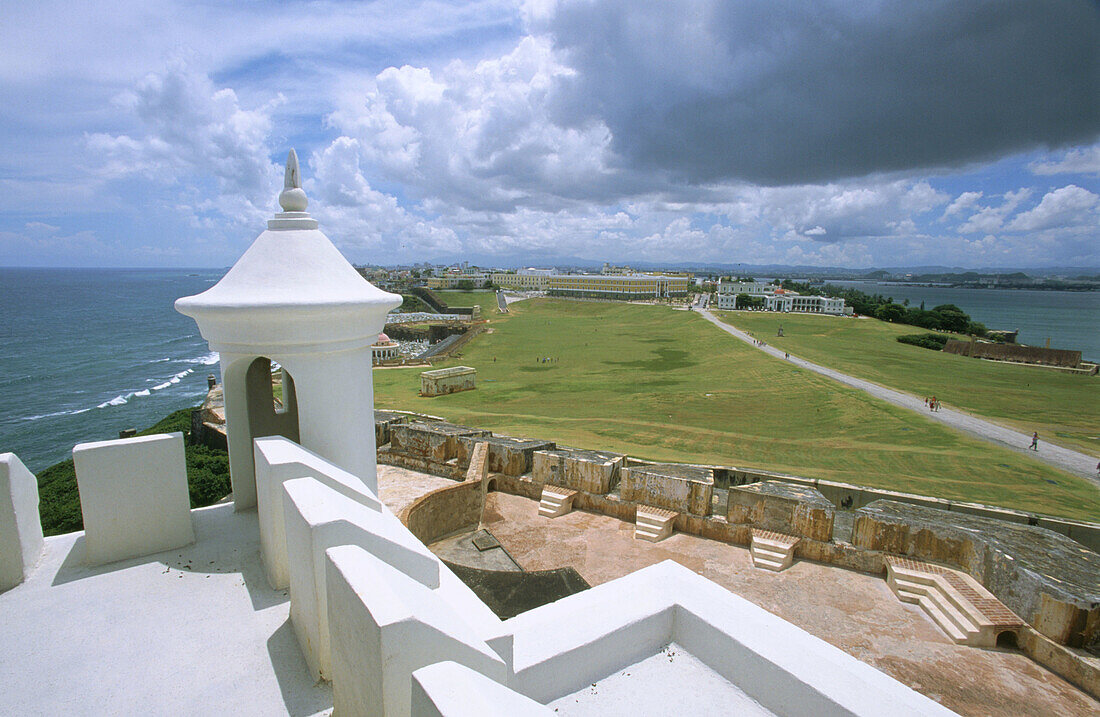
410, 662, 552, 717
282, 477, 441, 681
254, 436, 383, 590
73, 433, 194, 567
0, 453, 44, 592
325, 544, 509, 717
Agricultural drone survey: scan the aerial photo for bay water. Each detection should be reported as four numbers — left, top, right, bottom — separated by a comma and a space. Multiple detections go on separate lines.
827, 280, 1100, 363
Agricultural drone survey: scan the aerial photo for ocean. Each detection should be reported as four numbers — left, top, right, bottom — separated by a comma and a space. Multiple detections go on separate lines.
826, 281, 1100, 363
1, 268, 222, 472
2, 269, 1098, 473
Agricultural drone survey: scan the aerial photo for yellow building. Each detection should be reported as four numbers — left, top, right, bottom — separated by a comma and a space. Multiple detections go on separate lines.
546, 273, 689, 299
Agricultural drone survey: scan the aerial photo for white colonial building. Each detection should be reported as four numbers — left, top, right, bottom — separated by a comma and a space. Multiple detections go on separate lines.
765, 293, 848, 315
713, 279, 848, 315
371, 333, 401, 364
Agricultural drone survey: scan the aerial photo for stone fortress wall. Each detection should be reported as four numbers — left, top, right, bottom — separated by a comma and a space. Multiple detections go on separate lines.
377, 412, 1100, 697
943, 339, 1083, 368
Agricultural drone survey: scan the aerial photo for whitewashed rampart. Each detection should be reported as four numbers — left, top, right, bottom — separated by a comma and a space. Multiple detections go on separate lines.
73, 433, 194, 566
0, 453, 44, 592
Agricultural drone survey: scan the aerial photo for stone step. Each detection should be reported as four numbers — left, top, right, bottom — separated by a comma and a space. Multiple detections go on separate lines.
892, 578, 980, 641
749, 528, 800, 572
634, 507, 677, 542
751, 544, 789, 560
538, 486, 578, 519
752, 536, 799, 552
899, 590, 971, 644
884, 556, 1022, 647
890, 568, 988, 636
750, 554, 788, 572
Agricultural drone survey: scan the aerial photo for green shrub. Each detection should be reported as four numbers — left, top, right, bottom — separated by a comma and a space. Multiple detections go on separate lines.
896, 333, 951, 351
35, 407, 231, 536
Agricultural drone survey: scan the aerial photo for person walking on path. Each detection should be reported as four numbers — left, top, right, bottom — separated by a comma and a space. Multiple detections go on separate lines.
1030, 432, 1039, 451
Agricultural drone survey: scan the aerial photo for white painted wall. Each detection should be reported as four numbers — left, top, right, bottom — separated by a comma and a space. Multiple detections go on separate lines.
325, 545, 509, 717
0, 453, 44, 592
282, 477, 441, 680
411, 662, 551, 717
254, 436, 382, 589
73, 433, 194, 566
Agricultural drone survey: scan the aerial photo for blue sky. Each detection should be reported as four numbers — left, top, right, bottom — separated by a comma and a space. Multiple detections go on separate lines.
1, 0, 1097, 269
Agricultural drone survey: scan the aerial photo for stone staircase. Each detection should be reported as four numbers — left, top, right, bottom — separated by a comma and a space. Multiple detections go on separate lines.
538, 486, 578, 518
634, 507, 678, 542
750, 529, 801, 572
885, 556, 1024, 647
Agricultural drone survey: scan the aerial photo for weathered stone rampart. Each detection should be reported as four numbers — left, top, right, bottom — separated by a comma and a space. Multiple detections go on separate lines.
852, 500, 1100, 649
389, 421, 490, 464
621, 463, 713, 515
944, 338, 1082, 367
533, 448, 624, 494
377, 416, 1100, 665
727, 481, 835, 542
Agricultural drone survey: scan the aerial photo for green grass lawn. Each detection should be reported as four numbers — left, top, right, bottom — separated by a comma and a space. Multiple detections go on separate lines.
714, 310, 1100, 458
434, 289, 500, 309
373, 299, 1100, 521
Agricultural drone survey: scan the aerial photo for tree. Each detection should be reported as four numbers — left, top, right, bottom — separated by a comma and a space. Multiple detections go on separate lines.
875, 303, 907, 323
931, 304, 970, 333
457, 279, 475, 290
735, 293, 751, 309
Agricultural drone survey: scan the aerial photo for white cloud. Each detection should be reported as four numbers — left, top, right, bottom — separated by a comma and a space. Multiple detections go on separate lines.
1006, 185, 1100, 232
942, 191, 983, 219
1029, 143, 1100, 176
85, 61, 283, 226
956, 189, 1031, 234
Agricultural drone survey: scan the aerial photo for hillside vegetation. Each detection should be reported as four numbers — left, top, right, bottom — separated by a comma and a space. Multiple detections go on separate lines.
36, 408, 230, 536
373, 298, 1100, 521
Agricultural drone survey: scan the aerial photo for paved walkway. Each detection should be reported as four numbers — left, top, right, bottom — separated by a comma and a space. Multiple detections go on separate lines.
699, 309, 1100, 489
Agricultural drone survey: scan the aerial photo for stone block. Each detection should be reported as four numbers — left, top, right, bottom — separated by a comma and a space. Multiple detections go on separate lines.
374, 410, 410, 447
390, 422, 492, 464
726, 480, 834, 542
254, 436, 382, 590
420, 366, 477, 396
0, 453, 44, 593
455, 435, 555, 476
621, 464, 713, 516
73, 433, 194, 566
411, 662, 553, 717
535, 448, 624, 494
532, 450, 564, 486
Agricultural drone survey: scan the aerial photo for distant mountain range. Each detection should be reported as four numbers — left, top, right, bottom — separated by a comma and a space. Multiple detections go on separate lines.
401, 253, 1100, 279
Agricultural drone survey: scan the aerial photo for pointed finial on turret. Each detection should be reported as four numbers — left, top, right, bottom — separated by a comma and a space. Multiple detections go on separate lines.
278, 149, 309, 212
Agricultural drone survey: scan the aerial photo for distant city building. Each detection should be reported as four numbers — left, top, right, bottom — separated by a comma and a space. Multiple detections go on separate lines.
491, 271, 550, 290
492, 271, 689, 298
371, 333, 400, 365
547, 273, 689, 299
765, 294, 848, 314
426, 272, 491, 289
713, 280, 848, 314
600, 262, 634, 275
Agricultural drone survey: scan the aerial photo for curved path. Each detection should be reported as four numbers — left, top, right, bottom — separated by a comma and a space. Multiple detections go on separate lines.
698, 309, 1100, 489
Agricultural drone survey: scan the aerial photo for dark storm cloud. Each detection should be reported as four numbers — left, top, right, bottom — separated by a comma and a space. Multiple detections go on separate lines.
544, 0, 1100, 186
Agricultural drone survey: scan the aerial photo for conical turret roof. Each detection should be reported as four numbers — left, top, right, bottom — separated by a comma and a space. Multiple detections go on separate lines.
176, 150, 401, 354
